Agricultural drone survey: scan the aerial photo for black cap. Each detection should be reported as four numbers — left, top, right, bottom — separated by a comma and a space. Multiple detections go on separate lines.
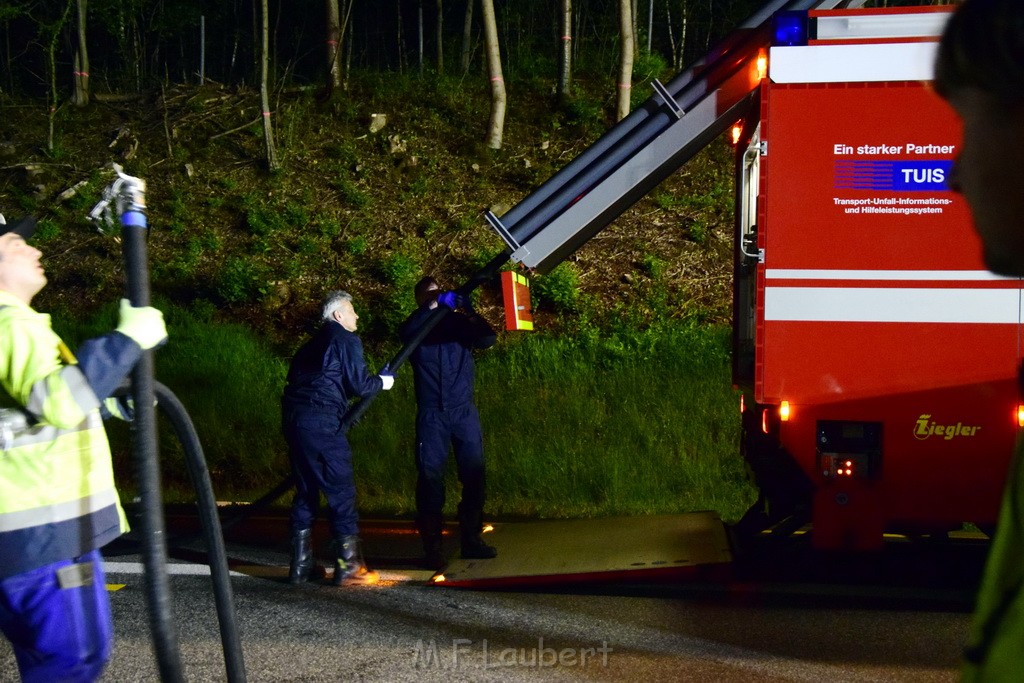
0, 216, 37, 239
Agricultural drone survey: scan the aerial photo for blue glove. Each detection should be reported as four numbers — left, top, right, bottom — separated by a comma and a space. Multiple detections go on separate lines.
436, 290, 460, 309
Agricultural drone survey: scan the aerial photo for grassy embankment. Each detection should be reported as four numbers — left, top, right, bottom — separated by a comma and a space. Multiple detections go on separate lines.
63, 301, 755, 523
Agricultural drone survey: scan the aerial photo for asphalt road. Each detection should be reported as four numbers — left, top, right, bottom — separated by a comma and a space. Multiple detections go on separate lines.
0, 532, 975, 682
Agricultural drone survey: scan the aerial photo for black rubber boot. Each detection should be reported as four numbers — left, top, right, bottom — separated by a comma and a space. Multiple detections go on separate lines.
417, 514, 447, 571
331, 535, 379, 586
458, 508, 497, 560
288, 528, 314, 584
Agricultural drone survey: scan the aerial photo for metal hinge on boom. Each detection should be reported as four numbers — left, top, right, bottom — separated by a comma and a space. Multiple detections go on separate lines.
651, 79, 685, 120
484, 210, 521, 252
759, 141, 768, 156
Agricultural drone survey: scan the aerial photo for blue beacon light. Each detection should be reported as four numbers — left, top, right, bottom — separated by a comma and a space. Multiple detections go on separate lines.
773, 11, 810, 47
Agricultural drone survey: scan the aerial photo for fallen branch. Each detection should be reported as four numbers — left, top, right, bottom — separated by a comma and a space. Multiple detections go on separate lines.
209, 115, 262, 140
93, 92, 146, 103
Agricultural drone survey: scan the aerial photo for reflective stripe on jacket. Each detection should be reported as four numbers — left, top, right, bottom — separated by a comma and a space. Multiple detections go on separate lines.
0, 292, 130, 578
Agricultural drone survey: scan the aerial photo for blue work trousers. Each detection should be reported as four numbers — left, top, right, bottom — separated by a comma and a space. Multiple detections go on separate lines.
0, 549, 112, 683
284, 410, 360, 537
415, 403, 486, 519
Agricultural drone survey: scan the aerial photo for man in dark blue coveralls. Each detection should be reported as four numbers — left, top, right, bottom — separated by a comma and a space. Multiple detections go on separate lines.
282, 290, 393, 586
400, 276, 497, 571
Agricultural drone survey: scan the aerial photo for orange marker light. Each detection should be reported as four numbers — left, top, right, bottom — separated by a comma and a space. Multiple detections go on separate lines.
730, 122, 743, 146
756, 50, 768, 81
779, 401, 791, 422
1017, 404, 1024, 428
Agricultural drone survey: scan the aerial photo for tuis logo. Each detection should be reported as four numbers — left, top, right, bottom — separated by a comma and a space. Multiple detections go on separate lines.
914, 414, 981, 441
834, 160, 953, 191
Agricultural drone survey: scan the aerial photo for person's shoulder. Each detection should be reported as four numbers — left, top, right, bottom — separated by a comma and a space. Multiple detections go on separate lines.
0, 298, 44, 327
332, 326, 363, 347
0, 293, 33, 316
399, 306, 433, 336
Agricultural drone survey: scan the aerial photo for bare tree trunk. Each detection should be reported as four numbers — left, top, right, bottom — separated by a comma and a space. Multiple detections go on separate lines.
46, 1, 73, 152
705, 0, 711, 51
460, 0, 473, 74
325, 0, 342, 92
557, 0, 572, 100
418, 0, 424, 74
668, 0, 687, 71
480, 0, 505, 149
631, 0, 639, 56
344, 11, 353, 89
397, 0, 405, 73
616, 0, 634, 121
646, 0, 653, 53
666, 1, 676, 69
47, 35, 59, 152
260, 0, 278, 171
436, 0, 443, 73
73, 0, 89, 106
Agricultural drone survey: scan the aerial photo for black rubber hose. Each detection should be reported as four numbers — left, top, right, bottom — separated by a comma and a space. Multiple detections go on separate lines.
219, 475, 295, 533
121, 213, 185, 683
151, 382, 247, 683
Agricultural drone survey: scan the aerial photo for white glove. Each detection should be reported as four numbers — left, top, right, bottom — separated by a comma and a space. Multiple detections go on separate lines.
379, 374, 395, 391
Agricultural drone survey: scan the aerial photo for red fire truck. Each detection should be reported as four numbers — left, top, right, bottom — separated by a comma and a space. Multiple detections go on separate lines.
732, 5, 1019, 550
474, 1, 1015, 571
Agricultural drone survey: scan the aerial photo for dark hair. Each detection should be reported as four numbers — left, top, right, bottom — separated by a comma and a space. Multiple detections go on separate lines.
414, 276, 438, 306
935, 0, 1024, 105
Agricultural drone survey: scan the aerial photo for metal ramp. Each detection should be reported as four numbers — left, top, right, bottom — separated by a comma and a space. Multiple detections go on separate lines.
485, 0, 862, 274
435, 512, 732, 588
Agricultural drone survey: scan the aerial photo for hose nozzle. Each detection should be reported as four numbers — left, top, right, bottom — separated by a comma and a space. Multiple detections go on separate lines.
88, 163, 148, 234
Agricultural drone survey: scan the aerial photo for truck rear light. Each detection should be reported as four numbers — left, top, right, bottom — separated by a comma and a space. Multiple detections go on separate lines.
821, 455, 859, 478
1017, 404, 1024, 428
730, 122, 743, 146
739, 393, 745, 414
816, 421, 882, 480
756, 50, 768, 81
761, 402, 789, 433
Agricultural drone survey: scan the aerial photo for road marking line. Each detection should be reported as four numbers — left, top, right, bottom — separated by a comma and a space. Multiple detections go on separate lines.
103, 561, 246, 577
102, 561, 434, 583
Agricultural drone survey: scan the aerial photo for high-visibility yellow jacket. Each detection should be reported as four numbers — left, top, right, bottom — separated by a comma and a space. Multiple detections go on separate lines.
0, 291, 141, 578
962, 418, 1024, 680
